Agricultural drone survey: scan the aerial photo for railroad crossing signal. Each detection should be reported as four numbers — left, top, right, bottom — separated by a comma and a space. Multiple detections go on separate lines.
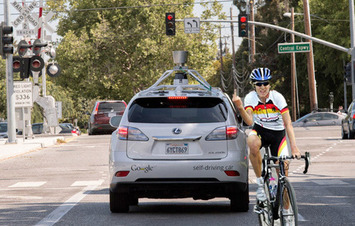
165, 13, 176, 36
238, 14, 248, 37
0, 22, 14, 59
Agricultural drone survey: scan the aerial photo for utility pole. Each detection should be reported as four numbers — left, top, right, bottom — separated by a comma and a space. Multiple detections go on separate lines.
4, 0, 17, 143
350, 0, 355, 101
219, 27, 224, 92
290, 8, 297, 121
250, 0, 256, 63
230, 7, 236, 90
230, 7, 236, 68
303, 0, 318, 111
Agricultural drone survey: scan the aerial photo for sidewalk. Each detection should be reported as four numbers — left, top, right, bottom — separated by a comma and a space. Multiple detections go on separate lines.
0, 135, 75, 161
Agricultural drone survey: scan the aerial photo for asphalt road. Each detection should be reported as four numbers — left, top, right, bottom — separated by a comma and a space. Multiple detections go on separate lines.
0, 126, 354, 226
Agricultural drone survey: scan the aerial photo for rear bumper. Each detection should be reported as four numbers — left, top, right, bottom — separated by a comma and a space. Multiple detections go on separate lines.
90, 123, 116, 133
110, 180, 248, 199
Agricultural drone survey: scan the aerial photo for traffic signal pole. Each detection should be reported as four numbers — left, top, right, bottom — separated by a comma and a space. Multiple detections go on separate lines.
4, 0, 16, 143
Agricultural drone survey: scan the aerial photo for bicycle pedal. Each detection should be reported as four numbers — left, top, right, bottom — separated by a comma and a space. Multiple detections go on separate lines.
253, 205, 263, 214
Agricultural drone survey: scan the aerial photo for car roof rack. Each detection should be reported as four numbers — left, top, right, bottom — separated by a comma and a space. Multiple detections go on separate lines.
139, 66, 221, 97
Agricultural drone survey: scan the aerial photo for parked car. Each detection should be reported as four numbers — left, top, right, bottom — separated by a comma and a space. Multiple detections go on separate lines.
341, 100, 355, 139
292, 111, 345, 127
59, 123, 81, 136
108, 63, 249, 213
0, 122, 20, 138
0, 122, 8, 138
88, 100, 127, 135
32, 123, 44, 134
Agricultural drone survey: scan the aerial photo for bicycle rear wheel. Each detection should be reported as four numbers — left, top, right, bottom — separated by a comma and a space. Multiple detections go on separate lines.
257, 181, 274, 226
278, 177, 298, 226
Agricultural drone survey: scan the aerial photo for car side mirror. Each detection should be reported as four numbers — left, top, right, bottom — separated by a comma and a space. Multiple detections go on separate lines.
109, 115, 123, 128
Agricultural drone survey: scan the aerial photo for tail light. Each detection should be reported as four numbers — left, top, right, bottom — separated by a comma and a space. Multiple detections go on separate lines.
115, 171, 130, 177
353, 114, 355, 119
205, 126, 238, 141
117, 126, 148, 141
94, 102, 100, 114
224, 170, 240, 176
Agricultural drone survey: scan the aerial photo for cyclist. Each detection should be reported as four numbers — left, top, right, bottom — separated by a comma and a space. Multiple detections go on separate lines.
232, 67, 301, 201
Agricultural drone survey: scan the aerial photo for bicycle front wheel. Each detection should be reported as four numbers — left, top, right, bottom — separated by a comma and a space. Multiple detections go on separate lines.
257, 181, 274, 226
278, 177, 298, 226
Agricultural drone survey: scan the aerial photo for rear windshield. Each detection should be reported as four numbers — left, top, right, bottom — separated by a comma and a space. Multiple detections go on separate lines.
97, 102, 126, 112
128, 97, 227, 123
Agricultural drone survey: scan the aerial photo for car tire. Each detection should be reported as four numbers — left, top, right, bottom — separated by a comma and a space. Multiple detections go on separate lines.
129, 196, 139, 206
230, 183, 249, 212
349, 125, 355, 139
110, 190, 129, 213
342, 126, 348, 139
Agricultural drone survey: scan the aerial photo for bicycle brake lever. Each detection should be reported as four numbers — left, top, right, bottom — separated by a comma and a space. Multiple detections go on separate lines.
303, 152, 310, 174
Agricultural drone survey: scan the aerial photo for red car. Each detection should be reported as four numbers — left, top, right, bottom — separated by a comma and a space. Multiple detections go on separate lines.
88, 100, 127, 135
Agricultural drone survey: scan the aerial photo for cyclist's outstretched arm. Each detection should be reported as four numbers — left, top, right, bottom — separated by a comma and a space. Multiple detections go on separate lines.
282, 111, 301, 159
232, 92, 254, 126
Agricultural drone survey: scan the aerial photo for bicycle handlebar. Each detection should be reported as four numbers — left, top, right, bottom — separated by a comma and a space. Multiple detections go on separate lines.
267, 152, 310, 174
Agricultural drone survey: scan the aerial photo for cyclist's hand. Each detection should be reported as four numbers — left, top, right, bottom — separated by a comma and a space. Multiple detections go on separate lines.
232, 90, 243, 109
292, 147, 302, 159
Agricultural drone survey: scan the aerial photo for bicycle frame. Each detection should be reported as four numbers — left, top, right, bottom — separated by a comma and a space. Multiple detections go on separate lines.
256, 146, 310, 226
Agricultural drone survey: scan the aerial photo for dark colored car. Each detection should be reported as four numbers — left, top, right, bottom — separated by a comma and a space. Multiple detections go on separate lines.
32, 123, 44, 134
341, 100, 355, 139
88, 100, 127, 135
292, 112, 345, 127
59, 123, 81, 136
0, 122, 8, 138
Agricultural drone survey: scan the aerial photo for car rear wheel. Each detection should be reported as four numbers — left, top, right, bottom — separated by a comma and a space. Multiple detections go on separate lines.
230, 183, 249, 212
110, 190, 129, 213
349, 125, 355, 139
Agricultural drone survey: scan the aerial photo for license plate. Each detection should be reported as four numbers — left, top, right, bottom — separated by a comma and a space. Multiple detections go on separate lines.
165, 143, 189, 154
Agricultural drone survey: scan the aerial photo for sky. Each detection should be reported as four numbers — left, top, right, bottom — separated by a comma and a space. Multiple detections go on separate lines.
193, 0, 242, 53
1, 0, 242, 52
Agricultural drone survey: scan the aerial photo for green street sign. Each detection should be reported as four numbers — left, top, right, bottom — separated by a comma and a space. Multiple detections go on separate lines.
278, 42, 311, 53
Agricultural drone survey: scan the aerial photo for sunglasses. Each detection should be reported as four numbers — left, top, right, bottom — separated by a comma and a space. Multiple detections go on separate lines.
254, 82, 270, 87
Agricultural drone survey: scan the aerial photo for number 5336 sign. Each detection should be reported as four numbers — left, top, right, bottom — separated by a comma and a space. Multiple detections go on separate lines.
14, 81, 33, 108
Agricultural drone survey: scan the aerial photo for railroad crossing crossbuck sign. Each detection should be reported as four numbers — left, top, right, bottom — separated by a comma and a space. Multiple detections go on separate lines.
184, 18, 200, 34
11, 1, 38, 28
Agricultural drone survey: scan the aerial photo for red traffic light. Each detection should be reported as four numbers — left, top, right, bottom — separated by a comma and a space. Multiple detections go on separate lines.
167, 14, 173, 21
240, 16, 247, 23
165, 13, 175, 36
30, 56, 44, 72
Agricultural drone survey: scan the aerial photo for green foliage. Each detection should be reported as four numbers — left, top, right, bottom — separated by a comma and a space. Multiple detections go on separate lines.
45, 0, 224, 128
231, 0, 352, 117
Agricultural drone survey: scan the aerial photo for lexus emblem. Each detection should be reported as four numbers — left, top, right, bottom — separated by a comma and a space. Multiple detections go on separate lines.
172, 128, 182, 134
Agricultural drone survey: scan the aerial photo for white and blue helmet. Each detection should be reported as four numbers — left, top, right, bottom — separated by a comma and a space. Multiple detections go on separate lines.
250, 68, 272, 82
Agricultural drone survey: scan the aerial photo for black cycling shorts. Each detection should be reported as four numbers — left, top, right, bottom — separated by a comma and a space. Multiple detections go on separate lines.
249, 123, 288, 157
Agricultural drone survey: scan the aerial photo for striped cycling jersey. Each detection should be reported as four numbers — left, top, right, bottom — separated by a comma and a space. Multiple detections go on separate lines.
244, 90, 289, 131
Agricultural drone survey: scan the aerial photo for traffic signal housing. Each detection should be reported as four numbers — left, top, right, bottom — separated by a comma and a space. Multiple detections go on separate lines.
238, 14, 248, 37
165, 13, 175, 36
0, 22, 14, 59
17, 40, 32, 57
33, 39, 48, 56
345, 62, 353, 85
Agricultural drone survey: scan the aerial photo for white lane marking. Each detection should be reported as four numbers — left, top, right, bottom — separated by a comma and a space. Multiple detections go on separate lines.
35, 180, 104, 226
71, 180, 104, 187
0, 195, 43, 200
313, 179, 349, 185
9, 182, 46, 188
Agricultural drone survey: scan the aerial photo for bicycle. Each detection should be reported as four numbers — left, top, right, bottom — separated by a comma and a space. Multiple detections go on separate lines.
254, 145, 310, 226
